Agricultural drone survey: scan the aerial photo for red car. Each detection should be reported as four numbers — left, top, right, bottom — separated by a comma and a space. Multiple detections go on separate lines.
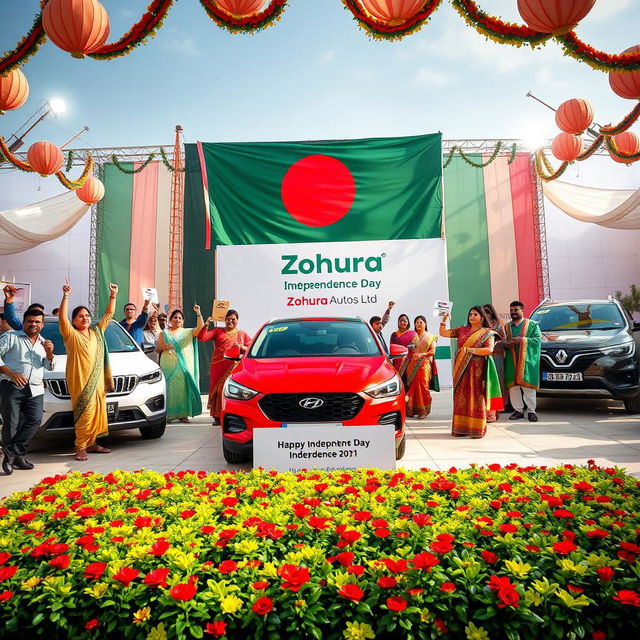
220, 317, 408, 464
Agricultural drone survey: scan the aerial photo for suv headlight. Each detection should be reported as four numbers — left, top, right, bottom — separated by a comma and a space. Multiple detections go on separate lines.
365, 376, 401, 399
601, 341, 635, 357
139, 370, 162, 384
224, 378, 258, 400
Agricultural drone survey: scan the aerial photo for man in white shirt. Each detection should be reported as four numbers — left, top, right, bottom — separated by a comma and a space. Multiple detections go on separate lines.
0, 309, 55, 475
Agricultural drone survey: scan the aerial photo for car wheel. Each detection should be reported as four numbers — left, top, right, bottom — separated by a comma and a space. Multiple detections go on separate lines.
623, 393, 640, 414
139, 419, 166, 440
395, 434, 406, 460
223, 442, 251, 464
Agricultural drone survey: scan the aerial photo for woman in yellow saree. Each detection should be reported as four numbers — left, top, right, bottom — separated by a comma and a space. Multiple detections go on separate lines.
399, 315, 439, 419
439, 306, 503, 438
58, 278, 118, 461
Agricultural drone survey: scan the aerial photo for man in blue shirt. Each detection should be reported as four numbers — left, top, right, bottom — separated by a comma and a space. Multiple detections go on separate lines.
2, 285, 45, 331
0, 308, 55, 475
120, 299, 150, 346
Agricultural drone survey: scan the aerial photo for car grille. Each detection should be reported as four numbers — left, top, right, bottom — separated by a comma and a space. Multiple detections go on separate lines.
541, 350, 601, 372
259, 393, 364, 423
45, 375, 138, 398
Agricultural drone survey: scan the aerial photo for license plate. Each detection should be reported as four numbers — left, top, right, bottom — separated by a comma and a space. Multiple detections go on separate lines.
281, 423, 343, 428
543, 372, 583, 382
107, 401, 118, 421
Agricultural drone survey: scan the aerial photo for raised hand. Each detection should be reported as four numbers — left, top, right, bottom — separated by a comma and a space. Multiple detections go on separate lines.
193, 304, 201, 315
63, 277, 71, 295
108, 282, 118, 295
388, 301, 395, 309
3, 284, 17, 303
442, 313, 450, 323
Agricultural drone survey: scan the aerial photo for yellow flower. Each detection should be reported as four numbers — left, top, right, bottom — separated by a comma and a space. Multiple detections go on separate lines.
146, 623, 167, 640
524, 589, 543, 607
20, 577, 42, 591
531, 578, 560, 597
167, 549, 197, 571
556, 589, 590, 609
294, 599, 307, 608
343, 621, 375, 640
420, 608, 432, 623
133, 607, 152, 624
206, 578, 240, 599
465, 622, 490, 640
233, 539, 259, 555
504, 560, 532, 578
84, 583, 109, 599
220, 595, 243, 614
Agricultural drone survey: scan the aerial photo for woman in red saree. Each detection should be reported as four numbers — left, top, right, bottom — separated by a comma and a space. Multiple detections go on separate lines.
198, 309, 252, 425
390, 313, 417, 384
399, 315, 438, 419
439, 306, 503, 438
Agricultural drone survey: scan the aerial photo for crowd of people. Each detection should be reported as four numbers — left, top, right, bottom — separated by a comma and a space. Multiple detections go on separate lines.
0, 280, 541, 474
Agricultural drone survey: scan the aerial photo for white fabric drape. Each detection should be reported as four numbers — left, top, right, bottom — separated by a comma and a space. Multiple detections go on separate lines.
543, 179, 640, 229
0, 190, 89, 254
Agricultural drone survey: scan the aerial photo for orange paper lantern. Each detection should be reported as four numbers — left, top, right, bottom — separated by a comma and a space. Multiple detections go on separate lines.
555, 98, 594, 134
609, 46, 640, 100
551, 133, 583, 163
517, 0, 595, 34
215, 0, 267, 15
76, 176, 105, 204
609, 131, 640, 164
361, 0, 427, 24
42, 0, 110, 58
27, 141, 64, 176
0, 68, 29, 114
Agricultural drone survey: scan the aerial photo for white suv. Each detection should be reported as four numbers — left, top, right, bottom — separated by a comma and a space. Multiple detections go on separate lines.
39, 318, 167, 439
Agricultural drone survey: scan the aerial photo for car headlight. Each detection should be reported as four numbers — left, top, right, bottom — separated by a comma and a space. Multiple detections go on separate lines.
139, 370, 162, 384
224, 378, 258, 400
364, 376, 401, 399
601, 341, 635, 357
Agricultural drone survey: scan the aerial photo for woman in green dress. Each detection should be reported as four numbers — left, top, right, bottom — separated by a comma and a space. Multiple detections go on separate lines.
156, 305, 204, 423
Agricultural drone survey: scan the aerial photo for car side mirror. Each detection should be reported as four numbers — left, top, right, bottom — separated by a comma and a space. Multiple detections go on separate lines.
142, 341, 155, 354
224, 345, 243, 361
633, 321, 640, 332
388, 344, 408, 359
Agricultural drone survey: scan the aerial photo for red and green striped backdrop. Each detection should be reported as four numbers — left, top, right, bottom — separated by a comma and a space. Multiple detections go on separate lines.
98, 161, 172, 313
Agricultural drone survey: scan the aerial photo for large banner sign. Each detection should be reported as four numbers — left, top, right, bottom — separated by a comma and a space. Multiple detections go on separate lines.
216, 238, 452, 384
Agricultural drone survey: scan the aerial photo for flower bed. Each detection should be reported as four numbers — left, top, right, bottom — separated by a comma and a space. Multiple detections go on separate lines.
0, 463, 639, 639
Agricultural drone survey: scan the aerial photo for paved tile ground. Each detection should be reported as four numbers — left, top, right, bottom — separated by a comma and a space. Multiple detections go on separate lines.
2, 392, 639, 498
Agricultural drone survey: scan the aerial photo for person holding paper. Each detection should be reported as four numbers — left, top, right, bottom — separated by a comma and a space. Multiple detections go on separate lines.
198, 309, 252, 425
120, 298, 150, 346
439, 307, 503, 438
157, 306, 205, 423
58, 278, 117, 461
398, 315, 439, 419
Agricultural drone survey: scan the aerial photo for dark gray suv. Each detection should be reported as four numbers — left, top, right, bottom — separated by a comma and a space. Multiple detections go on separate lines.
530, 299, 640, 413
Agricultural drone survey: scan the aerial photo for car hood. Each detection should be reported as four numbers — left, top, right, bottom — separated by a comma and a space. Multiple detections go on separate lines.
232, 356, 396, 394
44, 351, 160, 378
541, 328, 627, 349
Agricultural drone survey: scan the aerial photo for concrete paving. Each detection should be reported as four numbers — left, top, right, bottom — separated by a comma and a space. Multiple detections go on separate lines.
2, 392, 639, 498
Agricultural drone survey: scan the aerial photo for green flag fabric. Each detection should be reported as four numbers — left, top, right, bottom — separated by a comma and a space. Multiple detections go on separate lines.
197, 133, 442, 248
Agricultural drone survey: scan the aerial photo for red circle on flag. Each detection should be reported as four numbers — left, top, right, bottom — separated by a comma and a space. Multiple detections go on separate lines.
281, 154, 356, 227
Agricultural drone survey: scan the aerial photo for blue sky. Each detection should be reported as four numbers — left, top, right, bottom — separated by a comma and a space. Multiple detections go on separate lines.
1, 0, 639, 150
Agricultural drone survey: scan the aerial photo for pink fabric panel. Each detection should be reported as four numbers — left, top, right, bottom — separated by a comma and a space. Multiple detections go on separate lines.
196, 141, 212, 250
509, 155, 540, 313
129, 161, 159, 307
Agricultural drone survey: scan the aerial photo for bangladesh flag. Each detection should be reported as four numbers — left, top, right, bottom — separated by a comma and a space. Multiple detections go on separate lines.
197, 133, 442, 248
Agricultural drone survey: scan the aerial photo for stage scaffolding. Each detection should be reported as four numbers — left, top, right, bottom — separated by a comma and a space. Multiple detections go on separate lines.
3, 138, 556, 311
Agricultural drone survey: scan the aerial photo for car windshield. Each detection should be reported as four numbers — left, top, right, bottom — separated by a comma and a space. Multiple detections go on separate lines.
249, 320, 382, 358
41, 320, 139, 355
531, 303, 625, 331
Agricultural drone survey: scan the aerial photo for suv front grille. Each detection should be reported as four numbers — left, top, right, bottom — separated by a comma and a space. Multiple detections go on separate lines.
259, 393, 364, 423
45, 375, 138, 398
541, 351, 601, 372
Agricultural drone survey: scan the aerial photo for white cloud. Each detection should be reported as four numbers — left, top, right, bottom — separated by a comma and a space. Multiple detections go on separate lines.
414, 68, 449, 85
163, 33, 200, 57
318, 49, 335, 65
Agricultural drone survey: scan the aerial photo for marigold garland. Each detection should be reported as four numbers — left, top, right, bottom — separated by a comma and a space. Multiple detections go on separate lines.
443, 141, 518, 169
605, 136, 640, 162
199, 0, 289, 34
64, 150, 74, 172
0, 12, 46, 76
0, 464, 639, 638
110, 153, 156, 174
160, 146, 184, 172
557, 32, 640, 73
0, 136, 34, 172
55, 154, 94, 189
534, 149, 568, 182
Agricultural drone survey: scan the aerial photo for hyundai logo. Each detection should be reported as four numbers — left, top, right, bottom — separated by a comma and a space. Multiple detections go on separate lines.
299, 397, 324, 410
555, 349, 568, 364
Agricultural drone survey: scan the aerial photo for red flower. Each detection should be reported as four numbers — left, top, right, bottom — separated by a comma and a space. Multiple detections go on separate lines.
412, 551, 440, 569
488, 575, 513, 593
499, 523, 518, 534
481, 550, 499, 564
170, 582, 198, 601
84, 619, 99, 630
430, 540, 453, 554
133, 516, 153, 529
440, 582, 456, 593
406, 588, 424, 596
0, 553, 10, 565
252, 580, 269, 590
591, 632, 606, 640
386, 596, 407, 612
567, 585, 584, 593
596, 567, 615, 582
180, 509, 196, 519
340, 529, 362, 543
613, 590, 640, 607
307, 516, 331, 530
497, 587, 520, 608
382, 558, 409, 573
553, 540, 577, 555
338, 583, 364, 601
525, 545, 541, 552
149, 539, 170, 556
201, 526, 216, 535
218, 529, 238, 540
49, 554, 71, 570
0, 591, 13, 602
218, 560, 238, 574
143, 568, 170, 588
0, 566, 17, 582
221, 496, 239, 507
377, 576, 398, 589
553, 509, 575, 519
335, 552, 355, 567
353, 511, 372, 521
252, 596, 273, 615
374, 528, 391, 538
434, 618, 448, 634
204, 620, 227, 637
278, 564, 310, 592
347, 565, 365, 576
112, 567, 140, 586
84, 562, 107, 580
